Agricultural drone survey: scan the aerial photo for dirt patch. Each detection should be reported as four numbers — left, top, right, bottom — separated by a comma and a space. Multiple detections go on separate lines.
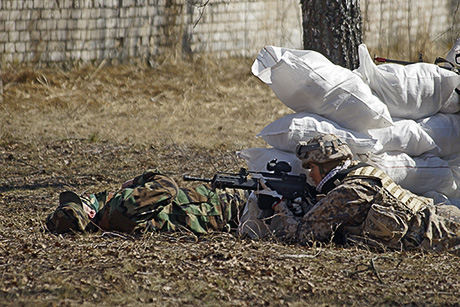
1, 58, 460, 306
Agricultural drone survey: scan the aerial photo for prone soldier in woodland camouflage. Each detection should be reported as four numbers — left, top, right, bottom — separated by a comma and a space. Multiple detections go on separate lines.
45, 170, 244, 235
253, 134, 460, 253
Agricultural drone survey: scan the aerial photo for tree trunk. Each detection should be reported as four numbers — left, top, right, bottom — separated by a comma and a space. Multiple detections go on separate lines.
301, 0, 363, 70
0, 70, 2, 103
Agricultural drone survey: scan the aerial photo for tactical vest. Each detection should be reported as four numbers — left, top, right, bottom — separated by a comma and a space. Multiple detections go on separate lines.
345, 165, 431, 214
342, 165, 433, 249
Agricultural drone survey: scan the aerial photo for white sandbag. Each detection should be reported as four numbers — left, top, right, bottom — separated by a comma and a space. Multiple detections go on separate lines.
446, 38, 460, 67
360, 152, 457, 198
423, 191, 460, 208
238, 192, 286, 239
237, 147, 307, 175
368, 118, 438, 156
257, 112, 382, 155
441, 38, 460, 113
440, 89, 460, 114
355, 44, 460, 119
445, 154, 460, 200
417, 113, 460, 157
252, 46, 393, 131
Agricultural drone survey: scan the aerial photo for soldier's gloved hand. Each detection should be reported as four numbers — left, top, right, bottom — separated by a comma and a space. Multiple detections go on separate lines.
286, 197, 304, 216
254, 179, 283, 210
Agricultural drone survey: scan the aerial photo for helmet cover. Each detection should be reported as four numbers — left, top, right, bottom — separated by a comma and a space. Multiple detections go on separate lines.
295, 134, 353, 165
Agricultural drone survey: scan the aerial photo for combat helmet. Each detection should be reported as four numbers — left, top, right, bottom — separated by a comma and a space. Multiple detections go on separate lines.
295, 134, 353, 165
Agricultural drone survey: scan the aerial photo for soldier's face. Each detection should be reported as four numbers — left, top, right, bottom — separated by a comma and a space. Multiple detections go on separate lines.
308, 163, 324, 186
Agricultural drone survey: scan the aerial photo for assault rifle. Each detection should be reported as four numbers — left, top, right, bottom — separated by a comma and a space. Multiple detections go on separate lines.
374, 53, 459, 74
183, 159, 316, 217
374, 52, 425, 66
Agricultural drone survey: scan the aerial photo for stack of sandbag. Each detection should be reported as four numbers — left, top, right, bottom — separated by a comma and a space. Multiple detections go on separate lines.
355, 44, 460, 205
240, 44, 460, 207
241, 44, 394, 176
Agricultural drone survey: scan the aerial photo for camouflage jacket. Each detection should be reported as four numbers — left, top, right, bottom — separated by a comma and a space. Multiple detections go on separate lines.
273, 162, 460, 253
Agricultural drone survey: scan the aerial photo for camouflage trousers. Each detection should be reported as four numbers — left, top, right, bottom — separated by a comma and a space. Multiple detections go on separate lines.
46, 170, 245, 235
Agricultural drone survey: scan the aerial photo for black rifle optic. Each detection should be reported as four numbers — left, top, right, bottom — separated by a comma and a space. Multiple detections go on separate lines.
183, 159, 316, 204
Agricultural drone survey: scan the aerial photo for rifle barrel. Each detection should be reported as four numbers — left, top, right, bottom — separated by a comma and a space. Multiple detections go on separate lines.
374, 57, 415, 65
183, 175, 212, 183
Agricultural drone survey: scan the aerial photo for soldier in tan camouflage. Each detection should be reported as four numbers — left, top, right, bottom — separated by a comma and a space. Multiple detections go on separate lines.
252, 134, 460, 253
45, 170, 244, 235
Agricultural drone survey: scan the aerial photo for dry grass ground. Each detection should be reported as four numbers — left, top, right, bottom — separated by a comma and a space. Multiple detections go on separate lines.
1, 56, 460, 306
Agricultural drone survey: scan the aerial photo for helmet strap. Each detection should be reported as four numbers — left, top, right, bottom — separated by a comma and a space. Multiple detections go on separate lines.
317, 163, 328, 178
318, 160, 342, 177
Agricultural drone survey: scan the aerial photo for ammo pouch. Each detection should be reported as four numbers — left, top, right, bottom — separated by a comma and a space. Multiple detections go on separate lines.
362, 185, 430, 250
363, 202, 410, 249
346, 166, 429, 250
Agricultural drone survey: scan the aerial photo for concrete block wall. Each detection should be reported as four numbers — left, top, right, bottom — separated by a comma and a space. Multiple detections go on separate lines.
361, 0, 459, 58
186, 1, 302, 57
0, 0, 302, 65
0, 0, 457, 65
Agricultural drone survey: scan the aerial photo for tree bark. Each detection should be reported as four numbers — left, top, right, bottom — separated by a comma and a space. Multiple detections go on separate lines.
301, 0, 363, 70
0, 70, 3, 104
